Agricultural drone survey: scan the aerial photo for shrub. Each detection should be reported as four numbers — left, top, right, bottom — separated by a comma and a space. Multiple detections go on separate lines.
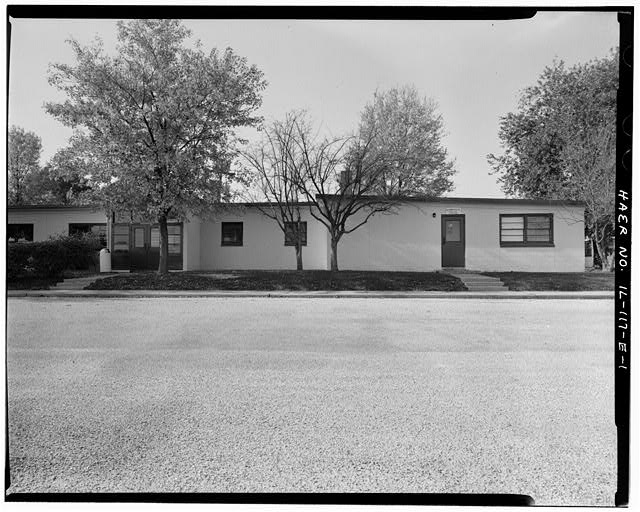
56, 232, 103, 270
7, 233, 103, 281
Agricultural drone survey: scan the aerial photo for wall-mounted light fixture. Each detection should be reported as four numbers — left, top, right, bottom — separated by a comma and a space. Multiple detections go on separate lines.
432, 212, 437, 218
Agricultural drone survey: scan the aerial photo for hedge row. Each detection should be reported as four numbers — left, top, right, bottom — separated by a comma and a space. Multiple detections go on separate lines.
7, 234, 103, 281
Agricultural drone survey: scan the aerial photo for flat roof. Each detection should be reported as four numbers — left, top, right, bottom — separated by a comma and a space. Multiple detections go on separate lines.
314, 195, 585, 206
412, 196, 585, 206
7, 204, 104, 210
8, 196, 585, 211
219, 197, 585, 207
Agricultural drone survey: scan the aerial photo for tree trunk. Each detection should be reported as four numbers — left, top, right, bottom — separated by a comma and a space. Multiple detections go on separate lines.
330, 237, 339, 271
604, 239, 614, 271
15, 178, 22, 205
593, 238, 604, 270
593, 235, 609, 272
158, 215, 169, 274
295, 242, 303, 270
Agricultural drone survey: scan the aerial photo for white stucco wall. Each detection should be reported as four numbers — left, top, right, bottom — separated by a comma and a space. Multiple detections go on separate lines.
337, 201, 585, 272
337, 203, 441, 271
8, 201, 585, 273
464, 204, 585, 272
7, 207, 108, 241
182, 217, 201, 271
198, 206, 328, 270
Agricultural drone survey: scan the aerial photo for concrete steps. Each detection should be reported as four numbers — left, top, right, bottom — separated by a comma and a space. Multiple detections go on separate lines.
446, 271, 508, 292
53, 274, 116, 290
53, 277, 100, 290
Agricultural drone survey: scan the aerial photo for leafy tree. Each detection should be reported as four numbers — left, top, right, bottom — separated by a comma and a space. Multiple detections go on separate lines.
356, 85, 456, 197
284, 113, 400, 271
26, 144, 93, 205
45, 19, 266, 273
241, 112, 308, 270
487, 50, 618, 269
8, 126, 42, 205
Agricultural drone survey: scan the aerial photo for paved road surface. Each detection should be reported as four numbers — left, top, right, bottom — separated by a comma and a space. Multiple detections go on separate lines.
6, 298, 615, 505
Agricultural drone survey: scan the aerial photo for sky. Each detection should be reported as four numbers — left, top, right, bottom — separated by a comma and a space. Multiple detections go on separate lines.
7, 11, 619, 198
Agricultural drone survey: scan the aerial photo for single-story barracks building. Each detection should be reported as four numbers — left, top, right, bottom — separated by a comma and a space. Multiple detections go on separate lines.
7, 197, 586, 272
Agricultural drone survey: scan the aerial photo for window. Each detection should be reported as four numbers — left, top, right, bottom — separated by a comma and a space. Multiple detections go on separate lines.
500, 214, 554, 246
168, 224, 182, 254
8, 224, 34, 243
585, 237, 593, 257
150, 226, 160, 248
221, 222, 243, 246
133, 227, 145, 248
70, 223, 107, 247
112, 224, 130, 253
444, 219, 461, 242
284, 221, 307, 246
150, 225, 181, 253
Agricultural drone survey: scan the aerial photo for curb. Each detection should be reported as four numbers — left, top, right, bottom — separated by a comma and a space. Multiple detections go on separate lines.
7, 290, 614, 300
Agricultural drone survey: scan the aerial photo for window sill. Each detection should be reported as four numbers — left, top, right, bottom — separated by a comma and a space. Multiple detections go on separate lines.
221, 243, 243, 247
500, 242, 555, 248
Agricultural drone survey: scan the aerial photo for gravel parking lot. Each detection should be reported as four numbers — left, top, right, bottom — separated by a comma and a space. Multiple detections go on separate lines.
6, 297, 615, 504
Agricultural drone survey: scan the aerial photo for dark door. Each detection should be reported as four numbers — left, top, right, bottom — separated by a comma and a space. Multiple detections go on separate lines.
147, 225, 160, 270
129, 225, 161, 270
129, 225, 148, 270
111, 223, 182, 270
441, 215, 465, 267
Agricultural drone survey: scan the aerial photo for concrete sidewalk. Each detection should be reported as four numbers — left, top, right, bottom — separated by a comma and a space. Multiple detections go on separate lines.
7, 289, 614, 299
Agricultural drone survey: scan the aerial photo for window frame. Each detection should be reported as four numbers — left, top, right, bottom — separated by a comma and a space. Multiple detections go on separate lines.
284, 221, 307, 246
8, 223, 34, 243
69, 223, 108, 247
112, 224, 130, 253
166, 223, 182, 254
221, 222, 243, 246
499, 213, 554, 247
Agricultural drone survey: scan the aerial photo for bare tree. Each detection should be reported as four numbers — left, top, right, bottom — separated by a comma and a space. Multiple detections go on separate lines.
562, 122, 616, 270
287, 115, 400, 271
241, 113, 307, 270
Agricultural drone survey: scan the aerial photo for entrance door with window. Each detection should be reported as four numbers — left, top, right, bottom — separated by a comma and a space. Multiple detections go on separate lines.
111, 222, 183, 270
441, 215, 465, 267
129, 224, 160, 270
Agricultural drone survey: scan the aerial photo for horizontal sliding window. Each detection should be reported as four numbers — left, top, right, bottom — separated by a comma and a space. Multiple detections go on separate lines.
500, 214, 553, 246
284, 221, 307, 246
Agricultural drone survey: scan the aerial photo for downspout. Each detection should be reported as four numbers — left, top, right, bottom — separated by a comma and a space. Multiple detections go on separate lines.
107, 210, 115, 251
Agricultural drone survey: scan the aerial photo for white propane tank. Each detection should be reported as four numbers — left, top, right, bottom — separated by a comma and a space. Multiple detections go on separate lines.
99, 248, 112, 273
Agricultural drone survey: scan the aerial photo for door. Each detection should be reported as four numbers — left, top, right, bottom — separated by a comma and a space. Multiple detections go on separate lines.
441, 215, 465, 267
111, 223, 183, 270
147, 226, 160, 270
129, 225, 149, 270
129, 224, 161, 270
